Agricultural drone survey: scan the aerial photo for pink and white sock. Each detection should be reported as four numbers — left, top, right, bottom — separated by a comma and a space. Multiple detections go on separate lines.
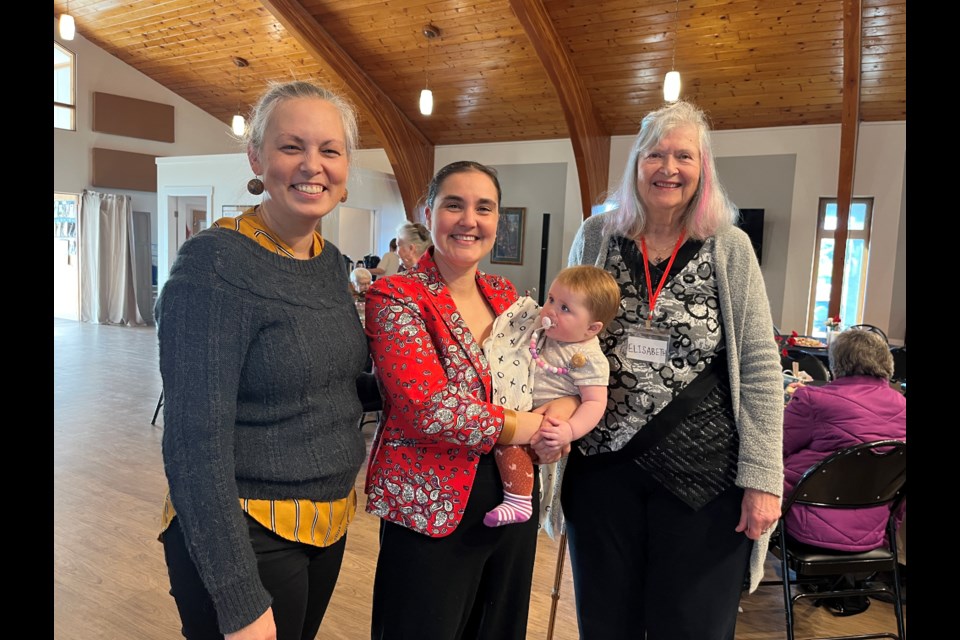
483, 491, 533, 527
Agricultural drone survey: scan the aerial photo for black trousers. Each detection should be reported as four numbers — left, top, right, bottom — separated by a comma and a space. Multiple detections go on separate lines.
370, 458, 539, 640
163, 515, 347, 640
561, 451, 751, 640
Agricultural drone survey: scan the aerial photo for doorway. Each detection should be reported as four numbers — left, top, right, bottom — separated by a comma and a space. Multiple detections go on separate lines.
337, 206, 376, 265
157, 186, 213, 291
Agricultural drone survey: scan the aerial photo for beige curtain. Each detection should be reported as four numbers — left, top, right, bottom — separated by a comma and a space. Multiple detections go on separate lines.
79, 190, 147, 326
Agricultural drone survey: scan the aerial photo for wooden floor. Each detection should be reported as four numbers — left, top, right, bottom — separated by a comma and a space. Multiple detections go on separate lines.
53, 318, 906, 639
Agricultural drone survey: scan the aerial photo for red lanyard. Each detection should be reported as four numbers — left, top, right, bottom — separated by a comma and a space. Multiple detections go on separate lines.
639, 232, 686, 329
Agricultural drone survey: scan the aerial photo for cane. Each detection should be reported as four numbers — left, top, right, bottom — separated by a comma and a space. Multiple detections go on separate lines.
546, 525, 567, 640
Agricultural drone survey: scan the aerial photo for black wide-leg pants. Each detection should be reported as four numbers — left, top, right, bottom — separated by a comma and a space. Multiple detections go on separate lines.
562, 450, 751, 640
371, 458, 539, 640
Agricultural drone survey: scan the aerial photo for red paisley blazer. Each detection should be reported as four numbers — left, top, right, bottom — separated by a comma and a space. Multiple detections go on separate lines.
363, 248, 519, 537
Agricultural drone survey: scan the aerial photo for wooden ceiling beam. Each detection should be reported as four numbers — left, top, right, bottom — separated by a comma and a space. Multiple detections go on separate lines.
259, 0, 433, 220
509, 0, 610, 220
828, 0, 862, 319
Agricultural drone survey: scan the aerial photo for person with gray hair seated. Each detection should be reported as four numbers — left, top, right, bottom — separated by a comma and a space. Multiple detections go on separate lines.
782, 328, 906, 615
395, 221, 433, 271
349, 267, 372, 299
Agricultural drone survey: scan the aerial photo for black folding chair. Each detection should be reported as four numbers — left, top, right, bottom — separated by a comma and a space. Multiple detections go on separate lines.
890, 346, 906, 385
848, 324, 889, 345
761, 440, 907, 640
151, 390, 164, 425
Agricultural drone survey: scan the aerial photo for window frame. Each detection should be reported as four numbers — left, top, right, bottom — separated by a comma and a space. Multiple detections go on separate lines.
805, 196, 874, 336
54, 41, 76, 131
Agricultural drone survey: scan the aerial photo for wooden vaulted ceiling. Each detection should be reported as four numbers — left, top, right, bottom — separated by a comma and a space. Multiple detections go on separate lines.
54, 0, 906, 216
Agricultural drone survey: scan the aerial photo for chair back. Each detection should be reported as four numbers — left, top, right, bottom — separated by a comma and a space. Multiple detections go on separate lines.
783, 440, 906, 513
767, 439, 907, 640
847, 324, 889, 345
890, 346, 906, 383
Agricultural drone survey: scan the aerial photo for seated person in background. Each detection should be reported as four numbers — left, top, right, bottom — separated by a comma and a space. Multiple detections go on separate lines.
348, 267, 372, 300
483, 266, 620, 528
783, 328, 906, 613
395, 221, 433, 272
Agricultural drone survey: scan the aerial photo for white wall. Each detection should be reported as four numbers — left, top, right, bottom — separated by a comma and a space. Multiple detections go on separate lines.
325, 166, 407, 260
477, 163, 568, 299
890, 163, 907, 343
353, 149, 397, 176
715, 154, 797, 329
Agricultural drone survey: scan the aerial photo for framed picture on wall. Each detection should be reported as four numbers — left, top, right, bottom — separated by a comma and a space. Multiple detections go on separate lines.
491, 207, 525, 265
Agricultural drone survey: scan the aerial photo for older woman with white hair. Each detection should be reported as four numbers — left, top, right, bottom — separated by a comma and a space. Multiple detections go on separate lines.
564, 100, 783, 639
783, 328, 906, 550
395, 221, 433, 271
349, 266, 372, 298
782, 328, 906, 616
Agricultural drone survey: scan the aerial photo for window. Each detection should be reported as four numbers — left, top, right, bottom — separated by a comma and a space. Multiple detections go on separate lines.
806, 197, 873, 337
54, 42, 75, 130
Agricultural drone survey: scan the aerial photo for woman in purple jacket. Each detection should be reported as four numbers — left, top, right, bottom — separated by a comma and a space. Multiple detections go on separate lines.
783, 328, 906, 551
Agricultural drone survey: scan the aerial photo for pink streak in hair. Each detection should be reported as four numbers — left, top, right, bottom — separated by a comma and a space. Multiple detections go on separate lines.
692, 145, 713, 238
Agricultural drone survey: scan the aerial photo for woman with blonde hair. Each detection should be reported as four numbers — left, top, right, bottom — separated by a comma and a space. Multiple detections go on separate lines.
156, 80, 369, 640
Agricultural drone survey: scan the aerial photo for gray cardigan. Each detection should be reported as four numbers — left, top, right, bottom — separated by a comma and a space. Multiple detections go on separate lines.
156, 228, 369, 632
568, 212, 784, 592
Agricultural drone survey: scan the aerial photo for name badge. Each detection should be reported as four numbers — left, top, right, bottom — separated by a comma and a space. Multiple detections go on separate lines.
626, 329, 671, 364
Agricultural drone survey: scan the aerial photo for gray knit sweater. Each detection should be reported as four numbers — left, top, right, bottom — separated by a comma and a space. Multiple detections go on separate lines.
156, 228, 369, 633
569, 212, 784, 592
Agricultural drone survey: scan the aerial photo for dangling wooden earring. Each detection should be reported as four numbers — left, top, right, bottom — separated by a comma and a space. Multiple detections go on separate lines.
247, 177, 264, 195
340, 189, 348, 203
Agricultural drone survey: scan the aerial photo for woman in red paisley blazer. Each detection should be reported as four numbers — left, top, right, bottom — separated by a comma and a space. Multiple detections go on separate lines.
364, 161, 571, 639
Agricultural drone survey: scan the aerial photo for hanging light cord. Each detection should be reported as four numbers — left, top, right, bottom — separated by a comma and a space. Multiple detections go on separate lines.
236, 60, 242, 114
671, 0, 680, 70
425, 31, 431, 90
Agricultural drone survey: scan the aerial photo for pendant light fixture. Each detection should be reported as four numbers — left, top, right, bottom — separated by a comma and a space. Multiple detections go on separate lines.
419, 25, 440, 116
663, 0, 681, 103
232, 56, 249, 137
59, 0, 76, 40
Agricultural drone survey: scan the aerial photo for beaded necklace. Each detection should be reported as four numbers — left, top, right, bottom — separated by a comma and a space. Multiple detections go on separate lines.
529, 318, 569, 376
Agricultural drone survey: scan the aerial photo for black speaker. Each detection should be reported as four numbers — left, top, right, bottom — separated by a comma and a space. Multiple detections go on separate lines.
736, 208, 764, 265
538, 213, 550, 306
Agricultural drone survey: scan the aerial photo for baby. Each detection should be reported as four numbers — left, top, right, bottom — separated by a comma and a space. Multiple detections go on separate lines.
483, 265, 620, 528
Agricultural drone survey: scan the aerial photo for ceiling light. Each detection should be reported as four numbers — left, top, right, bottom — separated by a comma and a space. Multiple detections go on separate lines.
419, 89, 434, 117
420, 25, 440, 116
231, 114, 246, 137
232, 56, 249, 136
664, 0, 681, 102
59, 1, 76, 40
664, 71, 681, 103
